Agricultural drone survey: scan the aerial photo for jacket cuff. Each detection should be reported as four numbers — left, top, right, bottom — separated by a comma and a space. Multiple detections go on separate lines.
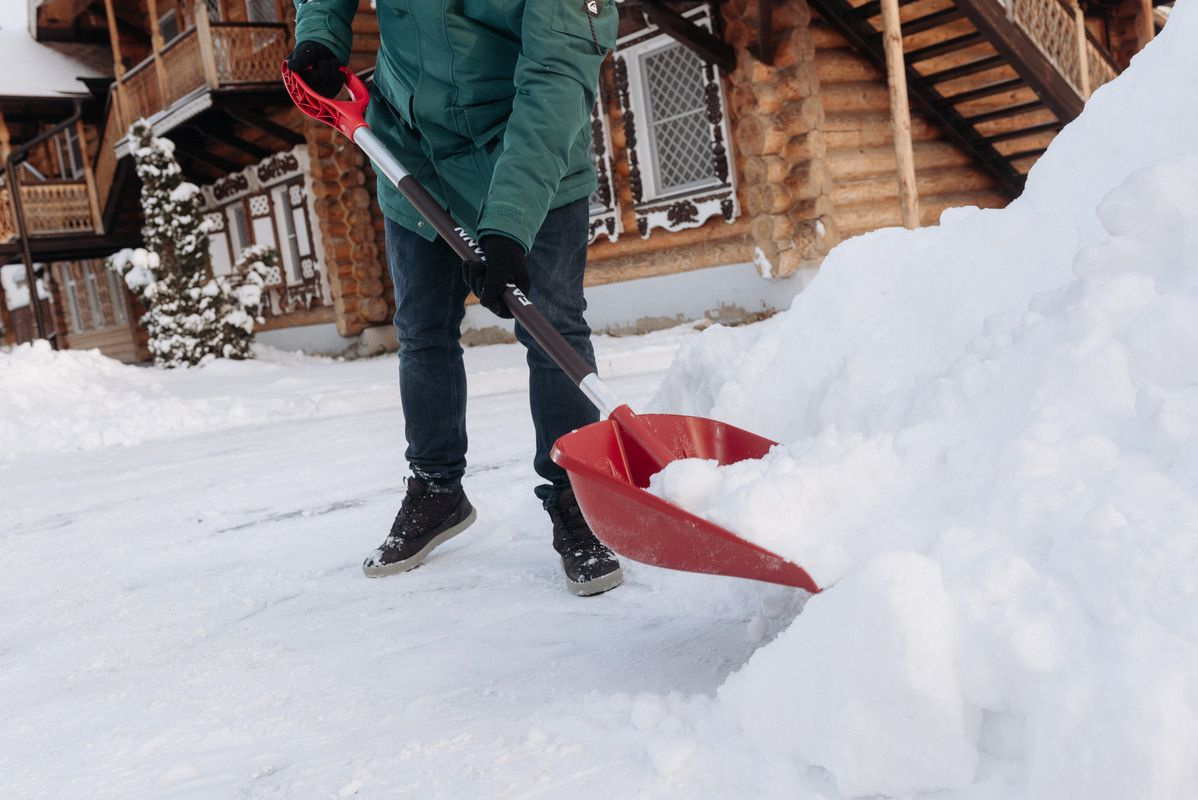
294, 20, 352, 65
477, 201, 534, 254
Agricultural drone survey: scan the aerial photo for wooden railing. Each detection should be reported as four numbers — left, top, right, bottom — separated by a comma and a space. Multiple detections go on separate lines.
0, 180, 95, 242
91, 18, 290, 227
211, 23, 291, 84
1003, 0, 1120, 98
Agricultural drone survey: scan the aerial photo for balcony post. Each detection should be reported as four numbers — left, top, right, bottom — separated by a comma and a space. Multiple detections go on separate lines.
1071, 1, 1091, 99
196, 2, 221, 90
145, 0, 171, 105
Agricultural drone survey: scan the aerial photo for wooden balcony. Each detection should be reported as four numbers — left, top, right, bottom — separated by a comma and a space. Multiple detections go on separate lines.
94, 19, 291, 221
0, 180, 98, 244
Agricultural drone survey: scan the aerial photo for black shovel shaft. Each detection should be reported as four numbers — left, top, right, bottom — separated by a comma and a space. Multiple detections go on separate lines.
353, 128, 599, 390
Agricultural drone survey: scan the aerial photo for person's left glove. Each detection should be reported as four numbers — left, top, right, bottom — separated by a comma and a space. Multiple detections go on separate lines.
464, 235, 532, 319
286, 41, 345, 98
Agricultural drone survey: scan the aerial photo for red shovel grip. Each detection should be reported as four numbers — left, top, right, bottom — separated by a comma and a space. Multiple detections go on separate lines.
281, 62, 370, 139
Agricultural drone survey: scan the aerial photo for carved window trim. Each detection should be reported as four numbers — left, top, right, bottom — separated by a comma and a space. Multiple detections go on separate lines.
614, 4, 739, 238
588, 97, 622, 245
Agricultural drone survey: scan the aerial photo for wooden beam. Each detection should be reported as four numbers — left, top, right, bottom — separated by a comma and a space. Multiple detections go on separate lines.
202, 115, 274, 160
0, 110, 10, 161
641, 1, 736, 72
223, 106, 305, 146
102, 0, 126, 77
880, 0, 920, 228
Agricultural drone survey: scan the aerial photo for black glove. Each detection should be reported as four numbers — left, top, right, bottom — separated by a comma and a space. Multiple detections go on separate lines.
286, 41, 345, 98
464, 235, 532, 320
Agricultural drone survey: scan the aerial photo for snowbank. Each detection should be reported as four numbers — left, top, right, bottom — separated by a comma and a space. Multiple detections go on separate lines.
651, 7, 1198, 798
0, 341, 356, 459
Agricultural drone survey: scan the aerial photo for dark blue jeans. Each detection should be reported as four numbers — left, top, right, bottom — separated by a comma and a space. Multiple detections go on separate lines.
386, 197, 599, 505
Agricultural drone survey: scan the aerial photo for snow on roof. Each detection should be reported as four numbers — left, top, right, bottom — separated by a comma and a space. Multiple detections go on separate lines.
0, 31, 108, 99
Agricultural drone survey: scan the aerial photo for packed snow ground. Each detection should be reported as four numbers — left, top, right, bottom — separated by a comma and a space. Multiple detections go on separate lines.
1, 327, 818, 799
8, 8, 1198, 799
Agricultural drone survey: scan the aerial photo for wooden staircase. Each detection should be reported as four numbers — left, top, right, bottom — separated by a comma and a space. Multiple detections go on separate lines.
807, 0, 1121, 197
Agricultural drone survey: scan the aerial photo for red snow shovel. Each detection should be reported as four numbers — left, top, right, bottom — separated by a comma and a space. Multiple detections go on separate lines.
283, 64, 820, 593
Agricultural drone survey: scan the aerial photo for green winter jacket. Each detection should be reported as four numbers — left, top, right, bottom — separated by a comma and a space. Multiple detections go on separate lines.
293, 0, 618, 253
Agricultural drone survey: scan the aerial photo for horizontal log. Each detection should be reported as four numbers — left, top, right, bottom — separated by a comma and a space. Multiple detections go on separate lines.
819, 82, 894, 115
782, 130, 828, 163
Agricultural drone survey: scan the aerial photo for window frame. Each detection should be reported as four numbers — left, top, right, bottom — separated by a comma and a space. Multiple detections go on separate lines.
613, 4, 739, 238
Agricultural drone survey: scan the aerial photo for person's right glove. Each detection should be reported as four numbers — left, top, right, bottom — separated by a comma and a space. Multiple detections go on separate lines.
286, 41, 345, 98
464, 235, 532, 320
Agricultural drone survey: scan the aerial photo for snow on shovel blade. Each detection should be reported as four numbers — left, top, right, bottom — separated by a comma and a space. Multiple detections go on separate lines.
551, 413, 821, 593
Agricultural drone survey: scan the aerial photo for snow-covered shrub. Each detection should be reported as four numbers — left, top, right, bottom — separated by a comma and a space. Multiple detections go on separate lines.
106, 120, 263, 367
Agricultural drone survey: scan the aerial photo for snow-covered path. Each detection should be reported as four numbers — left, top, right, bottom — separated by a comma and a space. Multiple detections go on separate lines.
1, 329, 808, 799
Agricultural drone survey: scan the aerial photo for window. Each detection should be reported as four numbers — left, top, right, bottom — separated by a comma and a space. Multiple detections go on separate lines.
613, 5, 738, 237
83, 266, 103, 324
227, 202, 251, 255
105, 268, 128, 325
62, 267, 85, 332
55, 127, 85, 180
246, 0, 278, 23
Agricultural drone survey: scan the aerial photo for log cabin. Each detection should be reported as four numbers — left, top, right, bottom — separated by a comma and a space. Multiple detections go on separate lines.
0, 0, 1165, 360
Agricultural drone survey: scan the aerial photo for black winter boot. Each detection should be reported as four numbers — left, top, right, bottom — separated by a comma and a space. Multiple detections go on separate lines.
548, 487, 623, 596
363, 477, 476, 578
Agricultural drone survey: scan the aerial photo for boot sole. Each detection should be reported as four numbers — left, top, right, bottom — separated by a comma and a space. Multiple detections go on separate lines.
362, 507, 478, 579
567, 566, 624, 597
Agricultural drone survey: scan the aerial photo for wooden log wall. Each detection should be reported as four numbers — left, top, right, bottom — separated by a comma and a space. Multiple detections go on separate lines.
298, 7, 392, 338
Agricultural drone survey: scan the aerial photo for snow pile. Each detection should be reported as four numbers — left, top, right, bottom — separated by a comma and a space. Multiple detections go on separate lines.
0, 341, 366, 459
651, 9, 1198, 799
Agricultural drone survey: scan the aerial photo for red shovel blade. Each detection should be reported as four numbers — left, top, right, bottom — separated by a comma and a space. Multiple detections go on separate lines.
551, 410, 820, 593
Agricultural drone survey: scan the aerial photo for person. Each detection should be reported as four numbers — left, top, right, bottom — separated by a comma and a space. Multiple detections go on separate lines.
288, 0, 623, 595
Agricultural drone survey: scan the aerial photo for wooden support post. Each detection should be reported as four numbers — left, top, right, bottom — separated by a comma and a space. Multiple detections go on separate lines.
0, 272, 15, 346
879, 0, 920, 229
1072, 1, 1091, 99
1138, 0, 1155, 46
196, 1, 220, 89
102, 0, 127, 78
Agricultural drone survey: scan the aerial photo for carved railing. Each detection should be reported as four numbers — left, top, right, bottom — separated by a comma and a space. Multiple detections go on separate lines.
1003, 0, 1119, 98
161, 27, 208, 106
210, 23, 291, 84
116, 21, 289, 122
0, 183, 15, 242
0, 181, 94, 241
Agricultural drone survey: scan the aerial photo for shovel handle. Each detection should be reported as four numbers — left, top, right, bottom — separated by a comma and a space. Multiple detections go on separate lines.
281, 62, 622, 417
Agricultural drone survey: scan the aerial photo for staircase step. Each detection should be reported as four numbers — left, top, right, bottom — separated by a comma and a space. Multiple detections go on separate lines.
982, 121, 1061, 144
907, 31, 986, 63
902, 7, 965, 35
922, 54, 1004, 84
994, 147, 1048, 163
943, 78, 1026, 104
962, 99, 1045, 125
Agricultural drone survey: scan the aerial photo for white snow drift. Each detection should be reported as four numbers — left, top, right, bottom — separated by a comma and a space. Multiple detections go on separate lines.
651, 5, 1198, 798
